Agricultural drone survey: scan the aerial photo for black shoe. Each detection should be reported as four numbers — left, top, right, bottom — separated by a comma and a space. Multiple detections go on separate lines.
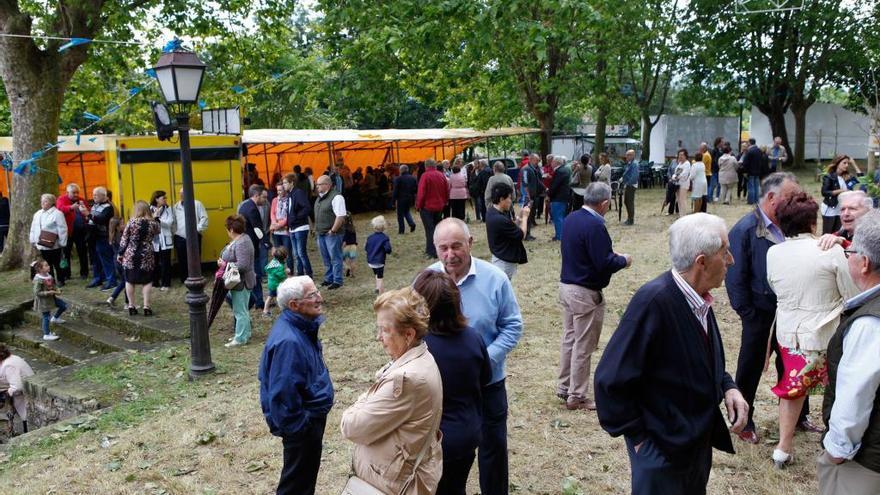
320, 281, 330, 287
623, 220, 634, 226
345, 269, 351, 277
398, 230, 405, 235
86, 280, 100, 288
327, 283, 342, 290
100, 284, 114, 292
525, 235, 537, 241
128, 307, 138, 316
410, 224, 416, 233
143, 308, 153, 317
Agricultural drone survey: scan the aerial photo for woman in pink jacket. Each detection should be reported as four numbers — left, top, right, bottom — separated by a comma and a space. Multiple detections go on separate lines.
447, 157, 469, 221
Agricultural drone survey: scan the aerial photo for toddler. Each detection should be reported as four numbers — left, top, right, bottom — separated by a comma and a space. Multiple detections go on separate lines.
365, 215, 393, 294
263, 246, 289, 317
342, 212, 358, 277
31, 259, 66, 341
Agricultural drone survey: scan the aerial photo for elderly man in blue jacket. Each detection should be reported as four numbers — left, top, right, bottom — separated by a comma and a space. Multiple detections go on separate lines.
595, 213, 749, 495
258, 276, 334, 495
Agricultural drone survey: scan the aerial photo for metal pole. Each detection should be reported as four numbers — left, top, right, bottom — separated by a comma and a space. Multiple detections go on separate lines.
177, 112, 215, 378
738, 101, 744, 146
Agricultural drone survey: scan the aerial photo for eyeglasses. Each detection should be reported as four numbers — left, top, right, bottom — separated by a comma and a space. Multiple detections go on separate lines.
298, 290, 321, 300
844, 249, 860, 259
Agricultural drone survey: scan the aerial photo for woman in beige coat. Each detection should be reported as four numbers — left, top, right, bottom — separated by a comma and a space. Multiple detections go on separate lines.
341, 287, 443, 495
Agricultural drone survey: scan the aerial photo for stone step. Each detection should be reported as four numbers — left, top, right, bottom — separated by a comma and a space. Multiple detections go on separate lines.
20, 312, 158, 354
62, 301, 187, 342
0, 326, 104, 366
9, 346, 62, 374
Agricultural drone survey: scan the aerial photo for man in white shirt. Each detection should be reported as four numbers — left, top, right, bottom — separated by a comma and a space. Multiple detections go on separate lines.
172, 187, 209, 283
819, 210, 880, 494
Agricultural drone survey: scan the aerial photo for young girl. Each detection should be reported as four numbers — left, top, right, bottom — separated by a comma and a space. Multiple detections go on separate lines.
32, 259, 66, 341
342, 213, 358, 278
263, 246, 289, 318
365, 215, 392, 294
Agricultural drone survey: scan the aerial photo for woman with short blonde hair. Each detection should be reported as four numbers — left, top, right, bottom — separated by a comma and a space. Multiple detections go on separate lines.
341, 287, 443, 494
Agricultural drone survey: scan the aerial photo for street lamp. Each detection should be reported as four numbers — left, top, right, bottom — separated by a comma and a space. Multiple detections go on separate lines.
152, 45, 215, 378
737, 96, 746, 144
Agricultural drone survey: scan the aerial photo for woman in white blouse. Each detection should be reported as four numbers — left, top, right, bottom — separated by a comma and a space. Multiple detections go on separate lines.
150, 190, 175, 290
29, 193, 68, 282
671, 149, 692, 216
766, 192, 859, 469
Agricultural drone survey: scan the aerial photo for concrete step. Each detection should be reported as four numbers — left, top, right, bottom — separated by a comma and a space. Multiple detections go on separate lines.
61, 301, 187, 342
20, 312, 157, 354
8, 346, 62, 374
0, 326, 104, 366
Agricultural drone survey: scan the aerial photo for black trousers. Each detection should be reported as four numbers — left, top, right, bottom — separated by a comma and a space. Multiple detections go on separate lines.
626, 437, 711, 495
41, 248, 63, 282
277, 415, 327, 495
420, 210, 442, 258
153, 249, 172, 288
449, 198, 466, 220
479, 379, 509, 495
437, 452, 476, 495
396, 199, 416, 234
624, 185, 636, 223
736, 171, 747, 198
0, 226, 7, 253
173, 234, 202, 283
734, 309, 808, 431
665, 183, 679, 214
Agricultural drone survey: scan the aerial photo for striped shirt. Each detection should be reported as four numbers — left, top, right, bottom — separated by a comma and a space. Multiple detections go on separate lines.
670, 269, 714, 334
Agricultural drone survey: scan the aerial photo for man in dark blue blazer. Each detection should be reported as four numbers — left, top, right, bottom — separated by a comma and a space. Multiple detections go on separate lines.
725, 172, 816, 443
595, 213, 748, 495
238, 184, 269, 309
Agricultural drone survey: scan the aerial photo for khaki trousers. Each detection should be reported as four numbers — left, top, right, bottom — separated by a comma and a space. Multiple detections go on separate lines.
557, 283, 605, 400
817, 450, 880, 495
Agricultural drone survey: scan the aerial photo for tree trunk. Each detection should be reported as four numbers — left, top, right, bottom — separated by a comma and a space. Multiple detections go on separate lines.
790, 105, 808, 170
0, 41, 67, 270
640, 111, 654, 161
593, 104, 608, 164
764, 108, 793, 164
537, 112, 555, 164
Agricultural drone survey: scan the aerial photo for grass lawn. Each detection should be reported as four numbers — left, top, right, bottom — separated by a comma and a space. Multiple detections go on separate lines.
0, 172, 826, 494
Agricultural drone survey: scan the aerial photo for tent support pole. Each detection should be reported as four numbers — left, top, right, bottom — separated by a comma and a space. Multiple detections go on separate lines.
79, 153, 87, 193
263, 144, 271, 185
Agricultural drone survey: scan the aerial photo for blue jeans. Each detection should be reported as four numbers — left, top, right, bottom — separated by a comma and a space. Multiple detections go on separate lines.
396, 199, 416, 234
272, 233, 294, 273
317, 233, 343, 285
747, 176, 761, 204
41, 298, 68, 335
479, 379, 509, 495
249, 244, 266, 309
707, 175, 719, 202
550, 201, 567, 240
230, 289, 252, 344
290, 230, 313, 276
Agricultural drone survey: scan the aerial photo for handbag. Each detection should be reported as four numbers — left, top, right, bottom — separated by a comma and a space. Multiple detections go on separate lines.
38, 230, 58, 248
341, 407, 442, 495
222, 262, 241, 289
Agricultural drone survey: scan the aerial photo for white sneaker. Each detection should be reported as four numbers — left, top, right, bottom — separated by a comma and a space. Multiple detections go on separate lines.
49, 316, 66, 324
224, 339, 245, 348
43, 333, 60, 341
106, 297, 115, 306
160, 287, 168, 292
772, 449, 792, 469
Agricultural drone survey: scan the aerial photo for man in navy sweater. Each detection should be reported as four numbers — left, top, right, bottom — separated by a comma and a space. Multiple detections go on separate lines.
595, 213, 749, 495
557, 182, 631, 411
259, 276, 334, 495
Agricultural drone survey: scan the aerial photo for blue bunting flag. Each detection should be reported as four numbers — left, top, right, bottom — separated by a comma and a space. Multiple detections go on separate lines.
145, 68, 157, 78
76, 133, 82, 145
57, 38, 91, 53
129, 87, 142, 96
198, 99, 207, 109
84, 111, 102, 121
106, 104, 120, 114
231, 85, 246, 94
162, 38, 183, 53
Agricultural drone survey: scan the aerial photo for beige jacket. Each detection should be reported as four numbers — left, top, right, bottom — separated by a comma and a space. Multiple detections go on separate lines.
767, 234, 859, 351
341, 342, 443, 495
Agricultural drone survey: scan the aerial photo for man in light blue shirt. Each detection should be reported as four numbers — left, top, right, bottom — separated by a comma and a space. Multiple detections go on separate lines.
820, 210, 880, 494
428, 218, 523, 495
621, 149, 639, 225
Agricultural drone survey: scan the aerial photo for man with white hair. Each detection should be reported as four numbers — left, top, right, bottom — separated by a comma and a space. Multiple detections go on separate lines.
86, 187, 116, 290
819, 210, 880, 493
595, 213, 748, 494
55, 183, 89, 285
818, 190, 874, 250
428, 218, 523, 495
620, 149, 639, 225
258, 276, 334, 495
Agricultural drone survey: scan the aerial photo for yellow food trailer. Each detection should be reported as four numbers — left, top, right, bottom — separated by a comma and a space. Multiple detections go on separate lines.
0, 134, 243, 261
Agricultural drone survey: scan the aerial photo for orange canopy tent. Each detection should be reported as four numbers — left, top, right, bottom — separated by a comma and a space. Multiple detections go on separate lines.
241, 127, 539, 186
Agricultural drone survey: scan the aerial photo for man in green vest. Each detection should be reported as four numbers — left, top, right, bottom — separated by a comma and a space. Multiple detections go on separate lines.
314, 175, 346, 289
820, 209, 880, 494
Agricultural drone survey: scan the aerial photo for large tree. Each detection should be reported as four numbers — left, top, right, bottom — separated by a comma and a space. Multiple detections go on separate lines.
689, 0, 866, 169
0, 0, 297, 269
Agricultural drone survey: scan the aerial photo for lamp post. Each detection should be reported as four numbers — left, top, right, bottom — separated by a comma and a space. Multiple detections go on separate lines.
152, 46, 215, 378
737, 96, 746, 145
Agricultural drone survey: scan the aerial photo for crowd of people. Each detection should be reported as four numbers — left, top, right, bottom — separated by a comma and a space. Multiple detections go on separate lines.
8, 147, 880, 494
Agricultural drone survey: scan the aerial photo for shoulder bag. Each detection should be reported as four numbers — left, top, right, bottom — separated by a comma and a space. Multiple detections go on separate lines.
37, 212, 59, 248
341, 406, 442, 495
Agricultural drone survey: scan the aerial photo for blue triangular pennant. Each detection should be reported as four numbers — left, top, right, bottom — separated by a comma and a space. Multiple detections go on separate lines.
145, 68, 157, 78
162, 38, 183, 53
84, 111, 102, 121
88, 137, 98, 143
128, 87, 142, 96
231, 85, 246, 94
57, 38, 91, 53
198, 100, 207, 109
76, 133, 82, 145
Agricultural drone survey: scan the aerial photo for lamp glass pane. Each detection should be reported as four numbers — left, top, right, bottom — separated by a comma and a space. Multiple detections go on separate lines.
156, 67, 177, 103
173, 67, 204, 103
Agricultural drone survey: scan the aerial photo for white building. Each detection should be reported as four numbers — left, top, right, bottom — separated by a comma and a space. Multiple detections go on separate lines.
646, 115, 739, 165
749, 102, 871, 160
